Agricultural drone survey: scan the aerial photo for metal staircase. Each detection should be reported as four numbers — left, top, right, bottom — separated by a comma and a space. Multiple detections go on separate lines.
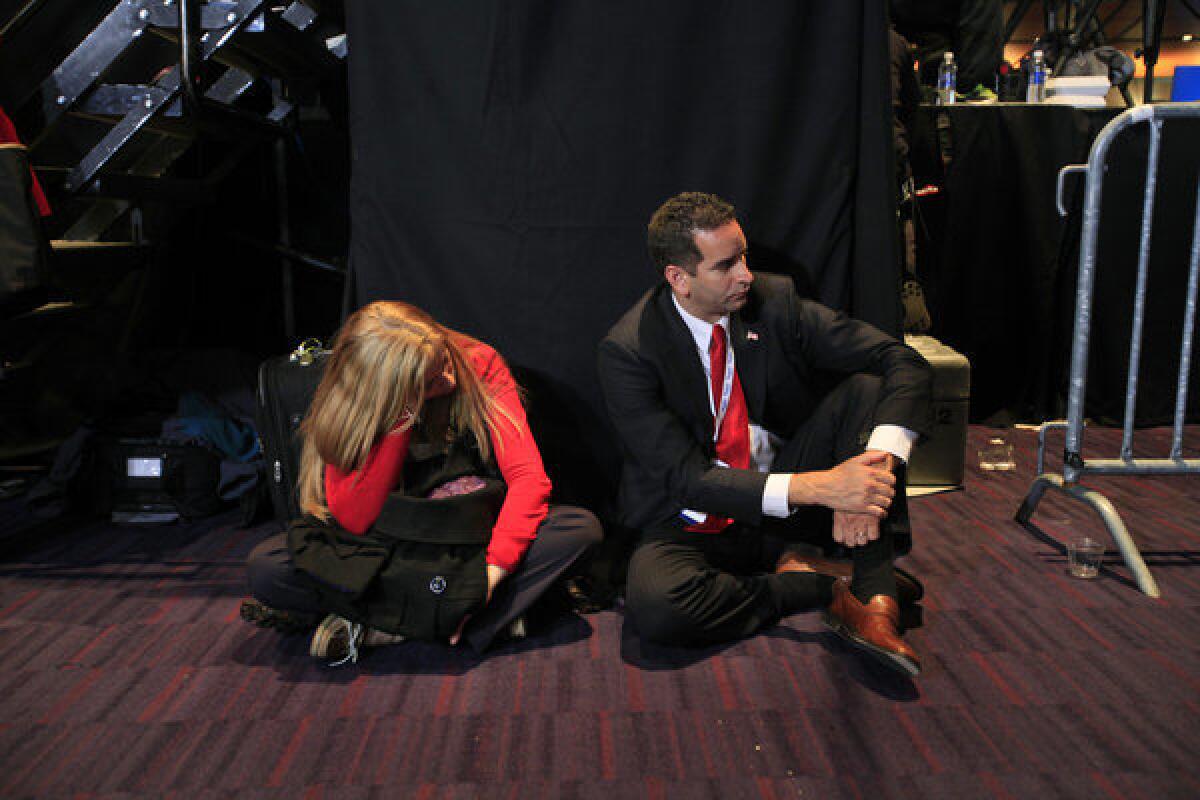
0, 0, 347, 460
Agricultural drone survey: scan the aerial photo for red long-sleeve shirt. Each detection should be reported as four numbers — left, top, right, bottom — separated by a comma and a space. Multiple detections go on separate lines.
324, 336, 550, 573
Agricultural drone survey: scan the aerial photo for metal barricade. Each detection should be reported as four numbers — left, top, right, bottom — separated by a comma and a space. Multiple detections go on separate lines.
1016, 102, 1200, 598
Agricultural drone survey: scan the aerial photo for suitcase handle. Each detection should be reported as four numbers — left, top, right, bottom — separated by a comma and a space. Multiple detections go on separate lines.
289, 338, 325, 366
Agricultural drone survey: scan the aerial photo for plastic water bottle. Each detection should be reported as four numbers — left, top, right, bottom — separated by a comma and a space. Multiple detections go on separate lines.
1027, 49, 1048, 102
936, 52, 958, 105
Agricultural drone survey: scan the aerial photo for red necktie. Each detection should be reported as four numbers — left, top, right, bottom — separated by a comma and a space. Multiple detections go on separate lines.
686, 324, 750, 533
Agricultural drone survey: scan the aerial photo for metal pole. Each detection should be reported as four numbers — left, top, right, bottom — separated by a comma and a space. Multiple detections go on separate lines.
1143, 0, 1168, 104
274, 98, 294, 342
179, 0, 202, 116
1062, 111, 1135, 483
1173, 177, 1200, 460
1069, 457, 1200, 474
0, 0, 46, 40
1121, 118, 1162, 461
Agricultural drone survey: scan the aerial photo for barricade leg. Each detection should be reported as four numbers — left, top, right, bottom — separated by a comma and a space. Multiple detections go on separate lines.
1016, 473, 1162, 598
1014, 473, 1054, 525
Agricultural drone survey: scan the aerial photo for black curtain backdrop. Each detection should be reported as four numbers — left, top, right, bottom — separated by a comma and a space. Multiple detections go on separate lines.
345, 2, 897, 523
929, 106, 1115, 424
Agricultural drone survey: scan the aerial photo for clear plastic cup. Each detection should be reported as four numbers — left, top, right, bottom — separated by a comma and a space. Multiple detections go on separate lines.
1067, 537, 1105, 579
978, 437, 1016, 472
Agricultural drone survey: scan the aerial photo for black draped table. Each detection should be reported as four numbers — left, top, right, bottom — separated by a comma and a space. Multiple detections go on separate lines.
913, 103, 1200, 426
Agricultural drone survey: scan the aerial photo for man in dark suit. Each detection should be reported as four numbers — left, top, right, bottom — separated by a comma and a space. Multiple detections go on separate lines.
597, 192, 933, 676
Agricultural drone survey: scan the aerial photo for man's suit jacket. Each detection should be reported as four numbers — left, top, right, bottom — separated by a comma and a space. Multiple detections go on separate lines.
597, 272, 934, 533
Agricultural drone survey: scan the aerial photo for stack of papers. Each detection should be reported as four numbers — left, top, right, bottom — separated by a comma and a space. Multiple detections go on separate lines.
1045, 75, 1111, 108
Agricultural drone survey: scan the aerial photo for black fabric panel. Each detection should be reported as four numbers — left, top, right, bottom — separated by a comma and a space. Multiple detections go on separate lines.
346, 2, 897, 513
855, 0, 902, 334
929, 106, 1115, 423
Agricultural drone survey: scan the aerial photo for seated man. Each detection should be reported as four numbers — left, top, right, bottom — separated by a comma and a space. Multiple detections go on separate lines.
597, 192, 933, 676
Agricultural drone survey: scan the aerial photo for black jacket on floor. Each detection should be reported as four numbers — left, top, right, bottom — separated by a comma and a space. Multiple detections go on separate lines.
287, 437, 505, 640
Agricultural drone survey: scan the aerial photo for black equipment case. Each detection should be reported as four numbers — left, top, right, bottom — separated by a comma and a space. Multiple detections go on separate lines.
904, 334, 971, 487
256, 341, 329, 526
89, 437, 223, 522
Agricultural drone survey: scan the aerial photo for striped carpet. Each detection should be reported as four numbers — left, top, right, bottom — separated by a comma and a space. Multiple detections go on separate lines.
1, 425, 1197, 798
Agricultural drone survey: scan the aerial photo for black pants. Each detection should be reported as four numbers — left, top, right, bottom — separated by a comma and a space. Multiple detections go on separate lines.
246, 505, 602, 652
625, 374, 906, 647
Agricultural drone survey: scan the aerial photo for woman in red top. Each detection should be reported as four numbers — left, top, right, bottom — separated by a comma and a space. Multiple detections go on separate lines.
245, 301, 601, 661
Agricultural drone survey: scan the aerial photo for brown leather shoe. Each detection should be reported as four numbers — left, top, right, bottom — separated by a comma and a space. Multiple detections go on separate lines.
822, 578, 921, 677
775, 553, 924, 605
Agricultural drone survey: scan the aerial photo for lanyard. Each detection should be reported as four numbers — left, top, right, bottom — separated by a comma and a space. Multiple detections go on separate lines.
704, 325, 736, 443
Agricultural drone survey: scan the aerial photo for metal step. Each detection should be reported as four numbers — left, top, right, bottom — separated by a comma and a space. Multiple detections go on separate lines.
50, 239, 143, 251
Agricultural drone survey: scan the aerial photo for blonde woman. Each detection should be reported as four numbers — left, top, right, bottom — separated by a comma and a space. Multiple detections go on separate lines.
244, 301, 601, 662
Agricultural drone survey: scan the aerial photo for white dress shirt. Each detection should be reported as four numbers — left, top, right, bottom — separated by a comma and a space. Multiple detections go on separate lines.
671, 295, 916, 518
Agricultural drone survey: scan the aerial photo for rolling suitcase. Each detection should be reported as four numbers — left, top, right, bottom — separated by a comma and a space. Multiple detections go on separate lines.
256, 340, 329, 526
